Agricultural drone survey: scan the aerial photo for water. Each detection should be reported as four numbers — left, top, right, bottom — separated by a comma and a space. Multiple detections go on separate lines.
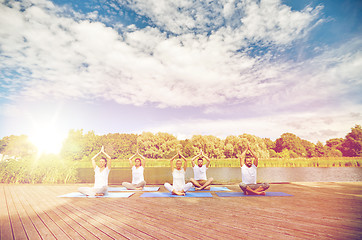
77, 167, 362, 184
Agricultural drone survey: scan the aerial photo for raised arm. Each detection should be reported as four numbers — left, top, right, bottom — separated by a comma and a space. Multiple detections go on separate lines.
137, 148, 146, 167
91, 149, 102, 170
101, 146, 112, 169
248, 145, 258, 167
202, 152, 211, 168
191, 150, 202, 167
239, 145, 248, 167
128, 153, 137, 167
169, 153, 178, 172
179, 151, 188, 171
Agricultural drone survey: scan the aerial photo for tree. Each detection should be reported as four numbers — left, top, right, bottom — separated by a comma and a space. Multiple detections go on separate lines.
263, 138, 275, 150
314, 141, 325, 157
0, 135, 36, 158
341, 125, 362, 157
275, 133, 309, 157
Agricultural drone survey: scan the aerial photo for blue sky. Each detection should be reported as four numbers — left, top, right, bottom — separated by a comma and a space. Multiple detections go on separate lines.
0, 0, 361, 147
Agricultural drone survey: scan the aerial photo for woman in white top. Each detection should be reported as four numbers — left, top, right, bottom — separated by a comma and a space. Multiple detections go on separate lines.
122, 149, 146, 190
164, 151, 193, 196
78, 146, 112, 196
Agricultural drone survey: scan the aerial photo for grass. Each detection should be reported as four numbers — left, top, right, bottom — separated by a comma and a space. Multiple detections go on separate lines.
76, 157, 362, 168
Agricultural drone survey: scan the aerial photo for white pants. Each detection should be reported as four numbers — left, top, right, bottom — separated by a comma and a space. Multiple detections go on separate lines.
164, 182, 193, 193
122, 181, 146, 190
78, 186, 108, 196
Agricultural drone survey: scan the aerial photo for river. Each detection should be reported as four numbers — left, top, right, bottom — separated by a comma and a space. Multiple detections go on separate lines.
77, 167, 362, 184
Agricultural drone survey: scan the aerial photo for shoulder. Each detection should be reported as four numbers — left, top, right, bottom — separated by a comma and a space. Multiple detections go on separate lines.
252, 164, 257, 169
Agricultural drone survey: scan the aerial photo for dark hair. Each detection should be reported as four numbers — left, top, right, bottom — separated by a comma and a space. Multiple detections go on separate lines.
135, 158, 142, 166
100, 157, 107, 167
198, 158, 203, 161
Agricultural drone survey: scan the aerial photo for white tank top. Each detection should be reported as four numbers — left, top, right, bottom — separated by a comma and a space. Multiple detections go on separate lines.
94, 166, 110, 188
241, 164, 257, 184
172, 169, 185, 192
132, 166, 145, 184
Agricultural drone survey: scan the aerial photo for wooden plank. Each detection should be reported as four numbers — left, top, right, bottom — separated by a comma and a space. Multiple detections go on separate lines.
64, 200, 160, 240
0, 185, 14, 240
4, 185, 28, 240
9, 186, 42, 240
16, 185, 71, 240
26, 186, 100, 240
1, 183, 362, 240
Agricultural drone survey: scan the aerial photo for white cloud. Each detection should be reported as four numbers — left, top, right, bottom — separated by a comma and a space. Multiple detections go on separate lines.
0, 0, 360, 113
146, 109, 362, 143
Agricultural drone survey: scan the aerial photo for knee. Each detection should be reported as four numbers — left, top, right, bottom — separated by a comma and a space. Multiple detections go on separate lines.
190, 178, 195, 182
239, 183, 247, 191
209, 177, 214, 182
262, 183, 270, 190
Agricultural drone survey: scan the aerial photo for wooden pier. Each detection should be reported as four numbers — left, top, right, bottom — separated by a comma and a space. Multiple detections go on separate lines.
1, 182, 362, 239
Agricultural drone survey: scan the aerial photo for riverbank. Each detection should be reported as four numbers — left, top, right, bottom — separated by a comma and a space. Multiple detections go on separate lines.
76, 157, 362, 168
1, 182, 361, 239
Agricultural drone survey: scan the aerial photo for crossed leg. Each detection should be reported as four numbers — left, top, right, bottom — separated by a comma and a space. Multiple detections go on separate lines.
239, 183, 270, 195
190, 178, 214, 190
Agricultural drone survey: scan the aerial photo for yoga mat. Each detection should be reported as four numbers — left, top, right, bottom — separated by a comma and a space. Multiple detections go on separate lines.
140, 192, 213, 198
108, 187, 160, 192
57, 192, 135, 198
215, 192, 293, 197
189, 186, 231, 191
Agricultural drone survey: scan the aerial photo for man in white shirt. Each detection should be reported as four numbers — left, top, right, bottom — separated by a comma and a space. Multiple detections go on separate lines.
190, 150, 214, 190
239, 144, 269, 195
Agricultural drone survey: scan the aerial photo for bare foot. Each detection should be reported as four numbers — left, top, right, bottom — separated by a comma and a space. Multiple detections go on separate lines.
204, 186, 211, 190
195, 187, 202, 191
95, 193, 104, 196
257, 191, 266, 196
136, 187, 143, 190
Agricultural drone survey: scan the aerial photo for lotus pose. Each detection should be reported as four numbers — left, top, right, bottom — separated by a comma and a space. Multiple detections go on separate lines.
164, 151, 193, 196
239, 143, 270, 195
78, 146, 111, 196
189, 149, 214, 190
122, 149, 146, 190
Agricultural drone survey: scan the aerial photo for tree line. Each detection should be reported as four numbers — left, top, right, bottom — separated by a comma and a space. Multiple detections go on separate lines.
1, 125, 361, 161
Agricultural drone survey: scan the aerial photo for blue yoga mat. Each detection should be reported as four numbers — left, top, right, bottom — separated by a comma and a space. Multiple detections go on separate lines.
215, 192, 293, 197
189, 186, 231, 191
57, 192, 135, 198
140, 192, 213, 197
108, 187, 160, 192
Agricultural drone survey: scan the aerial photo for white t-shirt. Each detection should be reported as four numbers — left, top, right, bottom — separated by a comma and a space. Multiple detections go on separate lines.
94, 166, 110, 188
172, 169, 186, 192
193, 165, 208, 180
132, 166, 145, 184
241, 164, 257, 184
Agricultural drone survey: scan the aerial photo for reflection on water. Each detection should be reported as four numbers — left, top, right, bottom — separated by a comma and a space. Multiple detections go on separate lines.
77, 167, 362, 184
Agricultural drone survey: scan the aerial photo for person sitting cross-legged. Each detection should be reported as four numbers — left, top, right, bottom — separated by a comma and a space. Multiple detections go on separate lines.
164, 151, 193, 196
189, 149, 214, 191
122, 149, 147, 190
239, 143, 270, 195
78, 146, 111, 196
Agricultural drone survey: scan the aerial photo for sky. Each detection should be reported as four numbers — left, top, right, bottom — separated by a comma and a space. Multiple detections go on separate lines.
0, 0, 361, 151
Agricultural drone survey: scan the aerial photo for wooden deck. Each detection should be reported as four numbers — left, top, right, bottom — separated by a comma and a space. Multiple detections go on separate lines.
1, 182, 362, 240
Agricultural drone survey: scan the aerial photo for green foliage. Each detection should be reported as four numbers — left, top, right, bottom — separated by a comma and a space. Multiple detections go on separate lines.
0, 135, 37, 157
341, 125, 362, 157
0, 155, 77, 184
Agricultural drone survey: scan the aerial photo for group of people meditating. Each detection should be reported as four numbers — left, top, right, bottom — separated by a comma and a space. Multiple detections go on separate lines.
78, 144, 270, 197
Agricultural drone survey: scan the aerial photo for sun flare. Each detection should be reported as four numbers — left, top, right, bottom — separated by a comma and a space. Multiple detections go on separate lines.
29, 127, 66, 154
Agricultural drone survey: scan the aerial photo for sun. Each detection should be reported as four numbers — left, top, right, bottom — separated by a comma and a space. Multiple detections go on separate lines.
28, 126, 66, 154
